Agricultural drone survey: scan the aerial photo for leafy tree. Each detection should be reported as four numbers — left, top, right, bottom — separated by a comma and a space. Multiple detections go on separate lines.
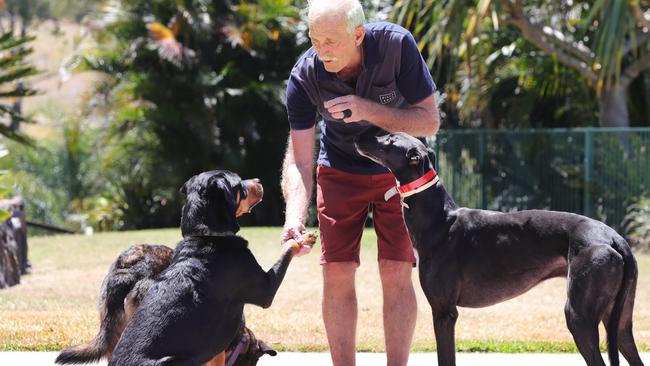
393, 0, 650, 128
66, 0, 306, 228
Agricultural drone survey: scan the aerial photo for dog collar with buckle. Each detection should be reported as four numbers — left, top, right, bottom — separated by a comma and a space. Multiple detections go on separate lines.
384, 168, 439, 208
225, 336, 248, 366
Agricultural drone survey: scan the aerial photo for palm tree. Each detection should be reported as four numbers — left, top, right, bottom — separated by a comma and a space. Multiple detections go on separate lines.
393, 0, 650, 127
0, 31, 37, 142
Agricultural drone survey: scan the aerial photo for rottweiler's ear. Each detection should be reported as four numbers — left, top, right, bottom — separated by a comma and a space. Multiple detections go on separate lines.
210, 175, 238, 214
179, 176, 194, 196
406, 147, 421, 166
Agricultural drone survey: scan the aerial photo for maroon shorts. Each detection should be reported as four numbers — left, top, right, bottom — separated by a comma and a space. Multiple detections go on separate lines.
316, 165, 416, 265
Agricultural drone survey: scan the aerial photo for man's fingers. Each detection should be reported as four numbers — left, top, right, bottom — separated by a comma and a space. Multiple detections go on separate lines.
294, 245, 312, 257
323, 96, 350, 109
326, 104, 349, 114
281, 225, 307, 244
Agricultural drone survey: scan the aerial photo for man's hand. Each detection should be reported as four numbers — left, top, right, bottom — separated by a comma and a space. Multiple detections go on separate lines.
324, 95, 371, 123
281, 226, 317, 256
281, 223, 312, 256
281, 222, 306, 243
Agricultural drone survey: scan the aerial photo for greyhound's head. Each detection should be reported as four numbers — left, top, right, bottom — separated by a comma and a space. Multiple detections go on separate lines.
354, 132, 436, 184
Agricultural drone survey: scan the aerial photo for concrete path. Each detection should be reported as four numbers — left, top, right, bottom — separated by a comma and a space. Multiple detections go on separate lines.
0, 352, 648, 365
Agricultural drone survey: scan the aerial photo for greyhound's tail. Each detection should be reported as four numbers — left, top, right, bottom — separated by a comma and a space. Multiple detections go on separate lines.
606, 237, 638, 366
55, 266, 136, 364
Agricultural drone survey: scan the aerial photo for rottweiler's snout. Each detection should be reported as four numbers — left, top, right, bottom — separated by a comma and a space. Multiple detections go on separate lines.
236, 178, 263, 217
245, 178, 264, 200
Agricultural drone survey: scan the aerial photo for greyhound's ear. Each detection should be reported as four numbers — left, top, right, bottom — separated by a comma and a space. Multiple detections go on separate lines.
406, 147, 421, 166
427, 148, 437, 168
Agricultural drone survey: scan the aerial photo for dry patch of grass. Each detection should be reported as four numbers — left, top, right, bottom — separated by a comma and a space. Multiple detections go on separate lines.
1, 228, 648, 353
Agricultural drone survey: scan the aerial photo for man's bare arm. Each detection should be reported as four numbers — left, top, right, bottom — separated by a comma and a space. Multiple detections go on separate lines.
324, 93, 440, 136
280, 127, 316, 242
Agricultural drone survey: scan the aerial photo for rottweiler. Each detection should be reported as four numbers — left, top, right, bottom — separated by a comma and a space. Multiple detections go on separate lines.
355, 132, 643, 366
57, 170, 314, 366
56, 244, 276, 366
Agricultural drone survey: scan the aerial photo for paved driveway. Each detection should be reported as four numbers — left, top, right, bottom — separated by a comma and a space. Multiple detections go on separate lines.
1, 352, 648, 365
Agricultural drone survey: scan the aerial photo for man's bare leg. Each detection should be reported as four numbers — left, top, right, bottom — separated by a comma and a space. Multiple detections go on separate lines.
323, 262, 358, 366
379, 259, 416, 366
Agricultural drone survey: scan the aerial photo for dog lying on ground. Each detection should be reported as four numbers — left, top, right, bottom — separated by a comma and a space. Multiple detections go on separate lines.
57, 170, 315, 366
355, 132, 643, 366
56, 244, 277, 366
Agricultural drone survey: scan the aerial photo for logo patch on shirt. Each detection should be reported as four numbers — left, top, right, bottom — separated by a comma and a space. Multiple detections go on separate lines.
379, 90, 397, 105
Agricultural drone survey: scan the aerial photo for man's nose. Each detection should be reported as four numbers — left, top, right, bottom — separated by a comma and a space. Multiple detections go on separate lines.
316, 45, 330, 56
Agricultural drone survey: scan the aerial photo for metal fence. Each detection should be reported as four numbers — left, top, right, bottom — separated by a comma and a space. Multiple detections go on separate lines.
432, 128, 650, 230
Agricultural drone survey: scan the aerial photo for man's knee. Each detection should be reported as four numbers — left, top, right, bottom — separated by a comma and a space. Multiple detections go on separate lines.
379, 259, 413, 282
323, 261, 357, 288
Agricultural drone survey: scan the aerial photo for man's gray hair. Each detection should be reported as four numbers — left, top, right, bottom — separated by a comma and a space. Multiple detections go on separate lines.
308, 0, 366, 34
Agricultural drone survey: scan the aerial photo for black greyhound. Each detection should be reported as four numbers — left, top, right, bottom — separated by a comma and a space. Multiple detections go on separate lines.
355, 132, 643, 366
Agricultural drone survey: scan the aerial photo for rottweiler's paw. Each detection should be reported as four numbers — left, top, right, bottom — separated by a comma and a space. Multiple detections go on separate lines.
300, 231, 317, 248
294, 231, 317, 257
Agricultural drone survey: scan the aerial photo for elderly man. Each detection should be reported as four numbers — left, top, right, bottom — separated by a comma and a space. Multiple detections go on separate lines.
280, 0, 440, 364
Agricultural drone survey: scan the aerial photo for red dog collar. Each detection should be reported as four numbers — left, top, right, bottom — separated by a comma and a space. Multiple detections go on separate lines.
384, 168, 440, 206
398, 169, 437, 194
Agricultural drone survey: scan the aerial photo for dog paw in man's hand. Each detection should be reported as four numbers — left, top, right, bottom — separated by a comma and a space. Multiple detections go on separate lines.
283, 231, 317, 257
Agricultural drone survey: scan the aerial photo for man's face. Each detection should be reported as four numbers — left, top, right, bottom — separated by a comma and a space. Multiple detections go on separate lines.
308, 15, 361, 73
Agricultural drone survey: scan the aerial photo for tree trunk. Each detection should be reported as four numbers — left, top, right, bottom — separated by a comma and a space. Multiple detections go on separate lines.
645, 73, 650, 120
598, 86, 630, 127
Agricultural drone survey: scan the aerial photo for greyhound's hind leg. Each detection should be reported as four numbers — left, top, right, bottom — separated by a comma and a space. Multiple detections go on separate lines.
565, 245, 623, 366
604, 275, 645, 366
617, 321, 645, 366
565, 313, 606, 366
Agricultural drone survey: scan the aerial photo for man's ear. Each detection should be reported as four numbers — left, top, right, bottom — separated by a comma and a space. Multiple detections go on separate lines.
406, 147, 421, 166
354, 26, 365, 46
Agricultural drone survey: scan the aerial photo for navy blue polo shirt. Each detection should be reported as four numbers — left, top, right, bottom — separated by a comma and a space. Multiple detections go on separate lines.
286, 22, 436, 174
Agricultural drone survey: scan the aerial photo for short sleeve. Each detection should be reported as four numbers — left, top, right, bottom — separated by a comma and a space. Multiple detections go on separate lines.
396, 32, 436, 105
286, 74, 317, 130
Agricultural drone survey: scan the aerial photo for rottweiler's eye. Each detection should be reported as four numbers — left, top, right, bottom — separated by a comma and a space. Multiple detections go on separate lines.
238, 182, 248, 200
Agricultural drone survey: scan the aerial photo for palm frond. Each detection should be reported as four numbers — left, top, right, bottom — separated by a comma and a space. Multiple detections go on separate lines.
0, 32, 36, 52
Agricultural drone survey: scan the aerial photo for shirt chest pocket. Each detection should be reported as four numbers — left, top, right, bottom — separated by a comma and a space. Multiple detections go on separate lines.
369, 81, 405, 107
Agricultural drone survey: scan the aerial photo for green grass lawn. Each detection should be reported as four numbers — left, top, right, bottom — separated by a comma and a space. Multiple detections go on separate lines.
1, 227, 649, 353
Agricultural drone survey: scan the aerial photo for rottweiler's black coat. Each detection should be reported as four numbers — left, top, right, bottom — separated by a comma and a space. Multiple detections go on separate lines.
355, 132, 644, 366
106, 170, 297, 366
55, 243, 276, 366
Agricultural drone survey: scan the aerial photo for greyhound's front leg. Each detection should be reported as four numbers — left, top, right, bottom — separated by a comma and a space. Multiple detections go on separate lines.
433, 307, 458, 366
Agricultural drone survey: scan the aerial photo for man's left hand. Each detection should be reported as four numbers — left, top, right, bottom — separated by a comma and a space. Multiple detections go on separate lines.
324, 95, 371, 123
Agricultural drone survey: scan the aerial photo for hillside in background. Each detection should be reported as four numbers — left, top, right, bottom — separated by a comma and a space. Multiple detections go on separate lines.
23, 20, 100, 139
